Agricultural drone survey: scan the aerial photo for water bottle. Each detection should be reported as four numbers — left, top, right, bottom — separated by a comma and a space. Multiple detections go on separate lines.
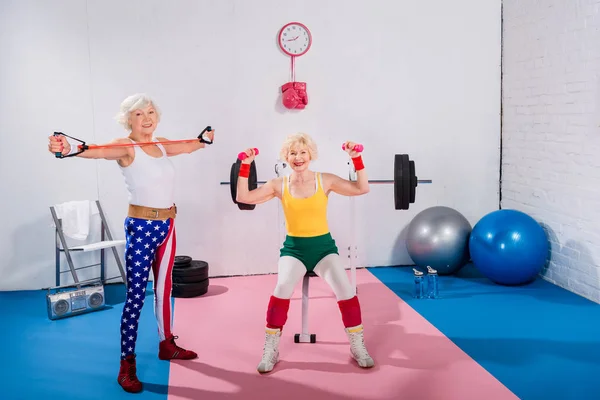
413, 268, 425, 299
426, 266, 439, 299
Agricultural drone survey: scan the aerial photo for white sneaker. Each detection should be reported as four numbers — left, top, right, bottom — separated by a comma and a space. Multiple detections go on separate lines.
257, 327, 281, 373
345, 324, 375, 368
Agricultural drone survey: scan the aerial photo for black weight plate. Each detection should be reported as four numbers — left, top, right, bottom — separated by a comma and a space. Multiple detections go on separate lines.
174, 255, 192, 268
249, 160, 258, 190
394, 154, 411, 210
173, 271, 208, 284
173, 260, 209, 283
401, 155, 410, 210
394, 155, 403, 210
230, 159, 257, 210
229, 162, 237, 204
409, 160, 416, 204
172, 278, 209, 298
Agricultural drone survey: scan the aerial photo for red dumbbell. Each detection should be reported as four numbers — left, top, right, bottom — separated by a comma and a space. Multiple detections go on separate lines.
238, 148, 259, 160
342, 143, 364, 152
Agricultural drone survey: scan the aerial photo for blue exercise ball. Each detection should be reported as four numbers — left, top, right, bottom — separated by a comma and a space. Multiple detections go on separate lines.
469, 209, 549, 285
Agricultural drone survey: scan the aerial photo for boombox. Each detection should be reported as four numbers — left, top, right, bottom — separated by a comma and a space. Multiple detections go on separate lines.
46, 283, 106, 320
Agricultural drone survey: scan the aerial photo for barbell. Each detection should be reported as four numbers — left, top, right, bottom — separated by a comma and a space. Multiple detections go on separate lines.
220, 147, 432, 210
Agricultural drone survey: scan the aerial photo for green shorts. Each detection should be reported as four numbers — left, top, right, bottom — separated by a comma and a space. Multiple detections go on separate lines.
279, 232, 339, 272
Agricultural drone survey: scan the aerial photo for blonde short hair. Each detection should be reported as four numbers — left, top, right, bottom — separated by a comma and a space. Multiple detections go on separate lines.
115, 93, 162, 131
279, 132, 318, 161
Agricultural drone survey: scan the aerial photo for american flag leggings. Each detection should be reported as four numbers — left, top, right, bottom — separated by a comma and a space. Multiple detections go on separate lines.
119, 216, 176, 359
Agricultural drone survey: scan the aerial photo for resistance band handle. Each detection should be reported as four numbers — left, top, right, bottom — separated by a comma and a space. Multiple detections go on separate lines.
198, 125, 214, 144
52, 131, 87, 158
53, 132, 63, 158
238, 148, 259, 160
342, 142, 364, 153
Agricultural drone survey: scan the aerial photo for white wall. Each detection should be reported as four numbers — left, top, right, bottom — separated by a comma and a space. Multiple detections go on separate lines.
0, 0, 501, 290
502, 0, 600, 302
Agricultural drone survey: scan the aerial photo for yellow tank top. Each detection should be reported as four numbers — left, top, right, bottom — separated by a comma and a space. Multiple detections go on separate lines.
281, 172, 329, 237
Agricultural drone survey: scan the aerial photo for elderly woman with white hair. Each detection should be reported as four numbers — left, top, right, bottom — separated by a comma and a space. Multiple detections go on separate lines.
48, 93, 214, 393
236, 132, 375, 374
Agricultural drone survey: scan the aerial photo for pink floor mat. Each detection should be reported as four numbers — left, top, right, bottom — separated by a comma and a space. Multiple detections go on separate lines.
167, 269, 518, 399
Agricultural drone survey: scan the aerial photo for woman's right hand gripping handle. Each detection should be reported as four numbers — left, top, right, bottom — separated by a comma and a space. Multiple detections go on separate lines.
48, 133, 71, 157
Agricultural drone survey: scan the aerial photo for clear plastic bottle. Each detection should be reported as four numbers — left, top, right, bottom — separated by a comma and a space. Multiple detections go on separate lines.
426, 266, 439, 299
413, 268, 425, 299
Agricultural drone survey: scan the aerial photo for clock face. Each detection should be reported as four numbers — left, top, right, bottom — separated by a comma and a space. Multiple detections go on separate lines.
278, 22, 312, 57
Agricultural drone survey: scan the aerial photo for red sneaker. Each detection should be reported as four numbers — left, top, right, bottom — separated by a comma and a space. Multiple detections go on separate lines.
117, 354, 142, 393
158, 334, 198, 360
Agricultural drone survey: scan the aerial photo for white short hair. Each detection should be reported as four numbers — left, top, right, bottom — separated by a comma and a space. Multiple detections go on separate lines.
279, 132, 318, 161
115, 93, 161, 130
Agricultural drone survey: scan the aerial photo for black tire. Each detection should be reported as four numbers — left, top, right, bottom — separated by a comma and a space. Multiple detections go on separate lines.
172, 278, 209, 298
173, 260, 209, 283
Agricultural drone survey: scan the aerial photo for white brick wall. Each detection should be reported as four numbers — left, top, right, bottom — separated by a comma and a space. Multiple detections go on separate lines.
502, 0, 600, 302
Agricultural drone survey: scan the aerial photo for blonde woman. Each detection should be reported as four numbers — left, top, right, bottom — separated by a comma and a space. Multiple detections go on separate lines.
236, 133, 374, 373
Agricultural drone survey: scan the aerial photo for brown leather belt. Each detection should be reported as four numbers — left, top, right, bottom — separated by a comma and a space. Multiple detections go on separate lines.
128, 204, 177, 220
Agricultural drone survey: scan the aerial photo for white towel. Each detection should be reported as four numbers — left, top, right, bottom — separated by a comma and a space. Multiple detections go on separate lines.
53, 200, 98, 240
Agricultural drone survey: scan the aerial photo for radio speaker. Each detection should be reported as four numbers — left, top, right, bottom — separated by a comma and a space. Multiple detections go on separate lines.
46, 283, 106, 320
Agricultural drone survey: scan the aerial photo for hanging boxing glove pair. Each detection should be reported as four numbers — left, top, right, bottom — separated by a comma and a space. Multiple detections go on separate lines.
281, 82, 308, 110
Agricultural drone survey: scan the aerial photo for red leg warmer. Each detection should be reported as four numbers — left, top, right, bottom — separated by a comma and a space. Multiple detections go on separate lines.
266, 295, 290, 330
338, 295, 362, 327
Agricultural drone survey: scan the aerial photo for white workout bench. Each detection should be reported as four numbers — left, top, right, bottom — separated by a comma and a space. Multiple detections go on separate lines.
294, 262, 357, 344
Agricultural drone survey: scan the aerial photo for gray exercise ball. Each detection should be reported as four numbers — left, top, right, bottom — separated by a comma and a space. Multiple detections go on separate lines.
406, 206, 472, 275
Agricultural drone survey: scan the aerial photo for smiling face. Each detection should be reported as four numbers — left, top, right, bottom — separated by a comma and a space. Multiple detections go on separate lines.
279, 133, 319, 173
286, 144, 312, 172
128, 104, 158, 136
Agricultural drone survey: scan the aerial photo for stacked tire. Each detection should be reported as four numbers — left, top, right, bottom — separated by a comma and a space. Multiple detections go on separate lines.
172, 255, 209, 298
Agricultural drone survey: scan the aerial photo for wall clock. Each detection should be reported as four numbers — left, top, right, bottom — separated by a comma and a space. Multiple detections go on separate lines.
278, 22, 312, 57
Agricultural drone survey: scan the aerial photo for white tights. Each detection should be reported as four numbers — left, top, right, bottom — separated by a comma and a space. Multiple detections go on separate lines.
272, 254, 355, 301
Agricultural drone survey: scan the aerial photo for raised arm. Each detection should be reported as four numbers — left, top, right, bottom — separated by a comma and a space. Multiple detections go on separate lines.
156, 127, 215, 156
235, 148, 279, 205
48, 134, 131, 161
323, 141, 370, 197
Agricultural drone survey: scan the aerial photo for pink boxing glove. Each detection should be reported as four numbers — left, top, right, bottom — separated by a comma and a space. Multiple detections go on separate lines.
281, 82, 302, 109
293, 82, 308, 109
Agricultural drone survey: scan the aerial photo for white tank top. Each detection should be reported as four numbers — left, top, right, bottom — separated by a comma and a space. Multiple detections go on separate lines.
119, 139, 176, 208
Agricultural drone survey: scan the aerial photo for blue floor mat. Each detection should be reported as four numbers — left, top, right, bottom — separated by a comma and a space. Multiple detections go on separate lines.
368, 264, 600, 400
0, 283, 170, 400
